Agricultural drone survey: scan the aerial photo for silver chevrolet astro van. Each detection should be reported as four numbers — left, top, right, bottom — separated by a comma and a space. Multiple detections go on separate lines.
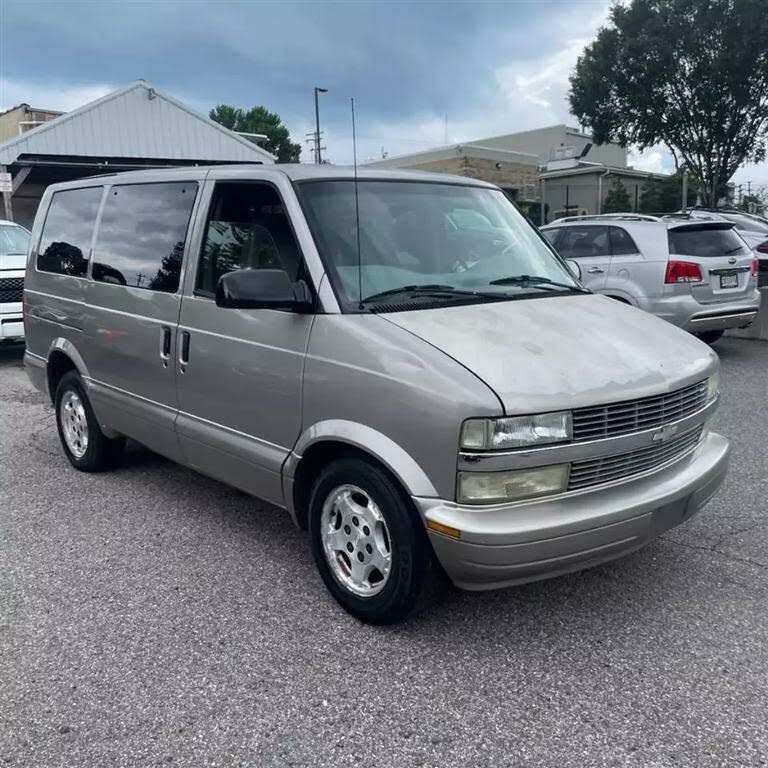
24, 165, 729, 624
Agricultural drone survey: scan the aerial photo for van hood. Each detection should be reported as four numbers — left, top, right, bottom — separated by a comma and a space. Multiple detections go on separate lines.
382, 294, 717, 414
0, 253, 27, 271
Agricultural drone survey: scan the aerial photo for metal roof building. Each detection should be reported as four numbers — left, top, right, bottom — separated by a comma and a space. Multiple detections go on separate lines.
0, 80, 275, 228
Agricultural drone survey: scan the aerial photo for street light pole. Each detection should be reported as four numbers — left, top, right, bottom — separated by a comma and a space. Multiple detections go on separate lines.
314, 87, 328, 164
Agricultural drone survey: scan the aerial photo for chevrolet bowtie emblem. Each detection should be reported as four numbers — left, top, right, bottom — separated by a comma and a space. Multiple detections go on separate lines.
653, 424, 679, 443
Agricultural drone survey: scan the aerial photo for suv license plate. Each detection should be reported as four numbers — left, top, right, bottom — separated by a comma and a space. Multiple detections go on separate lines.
720, 272, 739, 289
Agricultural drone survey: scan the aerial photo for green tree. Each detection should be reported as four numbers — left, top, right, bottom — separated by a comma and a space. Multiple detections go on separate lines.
569, 0, 768, 207
738, 193, 766, 213
210, 104, 302, 163
602, 177, 632, 213
638, 170, 698, 214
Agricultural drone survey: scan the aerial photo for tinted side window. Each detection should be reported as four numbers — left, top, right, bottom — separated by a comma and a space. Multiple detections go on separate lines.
609, 226, 638, 255
93, 182, 197, 292
37, 187, 102, 276
196, 182, 302, 295
557, 226, 610, 258
541, 228, 561, 246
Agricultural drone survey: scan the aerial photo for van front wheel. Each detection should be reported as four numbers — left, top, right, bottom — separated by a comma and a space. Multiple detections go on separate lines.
308, 457, 434, 624
55, 371, 125, 472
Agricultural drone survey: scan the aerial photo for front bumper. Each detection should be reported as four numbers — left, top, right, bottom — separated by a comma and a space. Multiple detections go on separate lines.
0, 302, 24, 340
415, 432, 729, 591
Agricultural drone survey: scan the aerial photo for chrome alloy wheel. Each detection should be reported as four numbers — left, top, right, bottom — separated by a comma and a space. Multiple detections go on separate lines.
60, 390, 89, 458
320, 484, 393, 597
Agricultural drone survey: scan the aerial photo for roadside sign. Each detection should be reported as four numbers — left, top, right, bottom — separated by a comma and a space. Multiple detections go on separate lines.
0, 172, 12, 193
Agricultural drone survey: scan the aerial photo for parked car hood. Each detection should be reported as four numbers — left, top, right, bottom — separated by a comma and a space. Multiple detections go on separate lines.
0, 253, 27, 271
382, 294, 717, 414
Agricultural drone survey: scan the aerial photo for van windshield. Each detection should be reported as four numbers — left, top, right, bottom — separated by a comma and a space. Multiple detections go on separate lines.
298, 180, 580, 311
0, 225, 30, 256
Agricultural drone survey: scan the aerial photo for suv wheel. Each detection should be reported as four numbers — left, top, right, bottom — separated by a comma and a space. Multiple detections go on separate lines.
308, 457, 435, 624
697, 330, 724, 345
55, 371, 125, 471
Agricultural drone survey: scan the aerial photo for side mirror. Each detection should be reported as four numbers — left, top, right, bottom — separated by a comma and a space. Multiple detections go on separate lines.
565, 259, 582, 281
215, 269, 313, 311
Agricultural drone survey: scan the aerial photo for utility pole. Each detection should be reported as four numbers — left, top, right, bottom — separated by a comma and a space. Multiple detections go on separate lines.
314, 87, 328, 164
681, 168, 689, 213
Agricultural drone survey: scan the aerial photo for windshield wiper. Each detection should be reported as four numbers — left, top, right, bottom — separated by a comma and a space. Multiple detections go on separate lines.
361, 284, 496, 303
489, 274, 590, 293
724, 245, 745, 255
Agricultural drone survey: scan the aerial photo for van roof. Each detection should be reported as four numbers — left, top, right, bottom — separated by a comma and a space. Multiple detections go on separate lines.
46, 163, 498, 190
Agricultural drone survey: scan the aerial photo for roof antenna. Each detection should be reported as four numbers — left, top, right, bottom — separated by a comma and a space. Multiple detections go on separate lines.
351, 97, 363, 310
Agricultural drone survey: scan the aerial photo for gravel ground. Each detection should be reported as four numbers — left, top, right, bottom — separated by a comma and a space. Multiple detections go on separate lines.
1, 338, 767, 768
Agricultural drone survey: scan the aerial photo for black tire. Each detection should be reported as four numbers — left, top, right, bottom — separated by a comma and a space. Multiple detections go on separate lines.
54, 371, 125, 471
308, 456, 436, 624
697, 330, 724, 345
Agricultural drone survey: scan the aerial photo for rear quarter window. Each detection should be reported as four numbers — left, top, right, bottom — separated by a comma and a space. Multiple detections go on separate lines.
668, 227, 747, 257
37, 187, 103, 277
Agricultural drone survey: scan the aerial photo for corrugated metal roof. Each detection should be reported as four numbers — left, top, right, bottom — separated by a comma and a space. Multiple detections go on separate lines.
0, 81, 275, 165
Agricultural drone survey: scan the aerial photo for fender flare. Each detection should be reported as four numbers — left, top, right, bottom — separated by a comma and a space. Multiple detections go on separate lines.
286, 419, 439, 498
47, 337, 91, 381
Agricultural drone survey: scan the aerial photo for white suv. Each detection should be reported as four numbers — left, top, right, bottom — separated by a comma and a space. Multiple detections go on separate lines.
0, 220, 30, 342
541, 214, 761, 343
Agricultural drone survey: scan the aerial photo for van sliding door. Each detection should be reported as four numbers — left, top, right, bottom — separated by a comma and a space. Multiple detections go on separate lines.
83, 178, 201, 462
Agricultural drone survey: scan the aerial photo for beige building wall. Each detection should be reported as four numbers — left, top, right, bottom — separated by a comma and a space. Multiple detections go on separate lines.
393, 155, 540, 199
0, 105, 63, 144
472, 125, 627, 169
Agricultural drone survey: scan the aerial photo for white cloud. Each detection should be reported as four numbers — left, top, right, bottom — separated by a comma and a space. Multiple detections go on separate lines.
0, 79, 116, 114
627, 148, 668, 174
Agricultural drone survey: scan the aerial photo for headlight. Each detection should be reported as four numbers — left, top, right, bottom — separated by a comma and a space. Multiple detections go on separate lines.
707, 371, 719, 403
458, 464, 570, 504
460, 412, 572, 451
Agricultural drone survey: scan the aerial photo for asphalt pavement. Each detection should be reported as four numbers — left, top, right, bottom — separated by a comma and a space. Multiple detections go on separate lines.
1, 338, 767, 767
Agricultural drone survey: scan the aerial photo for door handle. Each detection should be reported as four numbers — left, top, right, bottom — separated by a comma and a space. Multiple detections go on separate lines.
587, 266, 605, 274
159, 326, 171, 366
179, 331, 190, 369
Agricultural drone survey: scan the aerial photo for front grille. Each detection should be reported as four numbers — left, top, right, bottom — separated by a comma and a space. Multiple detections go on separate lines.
0, 277, 24, 303
571, 380, 708, 442
568, 425, 703, 491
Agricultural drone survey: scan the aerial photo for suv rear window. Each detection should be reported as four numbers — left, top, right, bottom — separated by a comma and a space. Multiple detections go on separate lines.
37, 187, 103, 277
668, 226, 747, 257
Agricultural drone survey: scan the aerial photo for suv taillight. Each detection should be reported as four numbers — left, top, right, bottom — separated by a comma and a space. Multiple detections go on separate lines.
752, 256, 759, 277
665, 260, 703, 284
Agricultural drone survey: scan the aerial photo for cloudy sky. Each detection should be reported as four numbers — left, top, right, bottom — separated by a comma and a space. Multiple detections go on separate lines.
1, 0, 766, 189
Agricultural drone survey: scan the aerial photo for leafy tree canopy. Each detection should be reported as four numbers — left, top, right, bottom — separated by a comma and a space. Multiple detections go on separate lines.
569, 0, 768, 207
638, 170, 698, 214
602, 177, 632, 213
210, 104, 302, 163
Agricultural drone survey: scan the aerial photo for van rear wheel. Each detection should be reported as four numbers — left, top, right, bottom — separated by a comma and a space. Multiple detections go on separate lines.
55, 371, 124, 471
308, 457, 435, 624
